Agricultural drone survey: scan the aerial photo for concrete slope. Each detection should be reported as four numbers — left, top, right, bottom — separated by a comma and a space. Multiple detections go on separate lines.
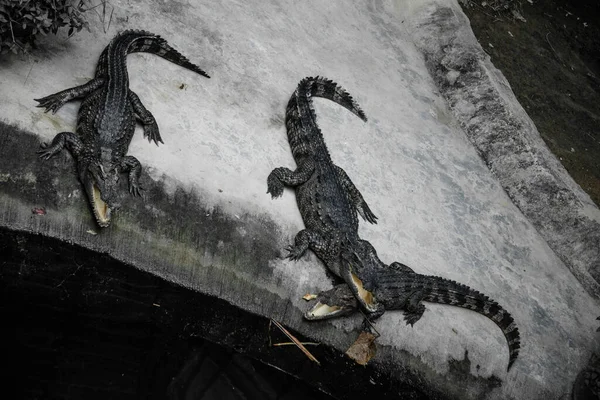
0, 0, 598, 398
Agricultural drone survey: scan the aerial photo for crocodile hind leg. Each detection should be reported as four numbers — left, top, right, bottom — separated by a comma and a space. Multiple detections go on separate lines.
37, 132, 84, 160
129, 90, 163, 145
267, 160, 315, 198
334, 165, 378, 224
286, 229, 326, 260
403, 290, 427, 326
35, 78, 105, 114
120, 156, 143, 196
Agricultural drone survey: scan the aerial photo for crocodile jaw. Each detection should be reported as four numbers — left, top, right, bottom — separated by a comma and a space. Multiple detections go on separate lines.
89, 182, 112, 228
304, 301, 348, 320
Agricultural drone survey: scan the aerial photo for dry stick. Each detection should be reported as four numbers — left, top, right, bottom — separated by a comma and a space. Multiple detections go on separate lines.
81, 1, 109, 12
546, 32, 563, 64
359, 309, 381, 338
272, 342, 320, 347
24, 61, 33, 86
269, 319, 320, 365
106, 6, 114, 33
9, 19, 15, 43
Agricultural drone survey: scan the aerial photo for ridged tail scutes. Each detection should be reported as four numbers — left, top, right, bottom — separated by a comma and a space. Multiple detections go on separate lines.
297, 76, 367, 122
286, 76, 367, 158
421, 274, 520, 371
96, 29, 210, 79
381, 272, 521, 371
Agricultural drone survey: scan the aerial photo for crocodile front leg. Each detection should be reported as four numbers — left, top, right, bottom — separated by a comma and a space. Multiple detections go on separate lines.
129, 90, 163, 145
267, 160, 315, 198
37, 132, 84, 160
402, 290, 427, 326
286, 229, 327, 260
120, 156, 143, 196
35, 78, 105, 114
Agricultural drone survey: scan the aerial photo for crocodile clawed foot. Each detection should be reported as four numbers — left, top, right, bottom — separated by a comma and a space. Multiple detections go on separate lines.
266, 174, 284, 199
34, 94, 68, 114
37, 144, 57, 160
285, 245, 305, 261
403, 304, 426, 327
129, 183, 144, 197
358, 204, 378, 225
267, 184, 284, 199
37, 150, 54, 160
144, 123, 163, 146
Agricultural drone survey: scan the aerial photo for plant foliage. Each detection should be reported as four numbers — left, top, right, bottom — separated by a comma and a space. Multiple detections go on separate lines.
0, 0, 89, 54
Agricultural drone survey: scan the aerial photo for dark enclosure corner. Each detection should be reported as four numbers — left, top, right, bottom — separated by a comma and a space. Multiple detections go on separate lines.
0, 227, 432, 400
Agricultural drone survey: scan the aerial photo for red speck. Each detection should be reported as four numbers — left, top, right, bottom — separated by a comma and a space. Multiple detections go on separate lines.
32, 207, 46, 215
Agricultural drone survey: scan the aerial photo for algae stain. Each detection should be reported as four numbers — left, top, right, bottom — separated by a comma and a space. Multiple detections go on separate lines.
32, 111, 67, 131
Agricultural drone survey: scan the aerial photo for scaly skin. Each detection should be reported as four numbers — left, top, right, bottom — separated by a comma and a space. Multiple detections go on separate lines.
267, 76, 380, 312
305, 240, 521, 371
35, 30, 209, 227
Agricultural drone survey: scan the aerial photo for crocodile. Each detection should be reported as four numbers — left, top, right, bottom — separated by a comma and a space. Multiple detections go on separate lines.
267, 76, 379, 309
304, 239, 521, 371
35, 30, 209, 227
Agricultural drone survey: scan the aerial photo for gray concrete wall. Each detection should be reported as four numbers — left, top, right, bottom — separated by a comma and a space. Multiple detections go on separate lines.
1, 0, 599, 398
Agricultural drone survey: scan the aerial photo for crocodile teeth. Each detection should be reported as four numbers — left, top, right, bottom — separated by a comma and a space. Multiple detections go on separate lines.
92, 183, 110, 227
307, 302, 342, 318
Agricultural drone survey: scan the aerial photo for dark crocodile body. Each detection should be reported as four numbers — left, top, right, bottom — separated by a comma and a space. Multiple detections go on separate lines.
305, 239, 521, 371
267, 76, 379, 309
35, 30, 209, 227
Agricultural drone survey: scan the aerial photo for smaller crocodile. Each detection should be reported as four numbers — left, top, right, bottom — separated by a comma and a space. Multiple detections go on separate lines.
36, 30, 209, 227
267, 77, 379, 312
304, 240, 521, 371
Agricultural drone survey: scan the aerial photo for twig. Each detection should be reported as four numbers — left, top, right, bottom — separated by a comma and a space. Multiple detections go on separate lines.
24, 61, 33, 86
55, 262, 84, 288
359, 309, 381, 338
269, 319, 320, 365
9, 19, 15, 43
80, 1, 108, 12
272, 341, 320, 347
106, 6, 114, 33
545, 32, 563, 64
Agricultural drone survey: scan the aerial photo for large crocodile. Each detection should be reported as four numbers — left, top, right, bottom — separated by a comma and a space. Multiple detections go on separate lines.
304, 240, 521, 370
36, 30, 209, 227
267, 76, 379, 311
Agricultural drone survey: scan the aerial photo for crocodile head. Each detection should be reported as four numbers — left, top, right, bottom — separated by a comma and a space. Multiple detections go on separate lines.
305, 240, 388, 320
80, 162, 121, 228
304, 284, 358, 320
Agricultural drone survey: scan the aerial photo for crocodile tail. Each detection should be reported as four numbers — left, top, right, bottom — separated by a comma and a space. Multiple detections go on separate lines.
378, 271, 520, 371
286, 77, 367, 158
296, 76, 367, 122
417, 274, 521, 371
96, 30, 209, 78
